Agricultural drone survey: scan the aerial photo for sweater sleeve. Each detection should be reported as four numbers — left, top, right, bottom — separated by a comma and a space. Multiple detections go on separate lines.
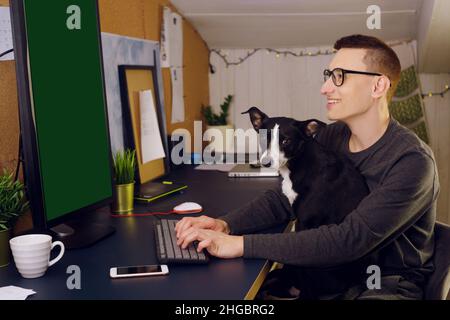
219, 186, 295, 235
243, 152, 438, 267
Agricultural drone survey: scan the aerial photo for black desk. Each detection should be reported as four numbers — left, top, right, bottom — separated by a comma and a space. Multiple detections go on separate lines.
0, 165, 282, 299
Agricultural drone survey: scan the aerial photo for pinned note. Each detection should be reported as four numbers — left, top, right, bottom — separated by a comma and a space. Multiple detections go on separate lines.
0, 7, 14, 61
139, 90, 166, 164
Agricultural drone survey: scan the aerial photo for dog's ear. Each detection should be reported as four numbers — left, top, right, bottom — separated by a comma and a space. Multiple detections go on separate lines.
296, 119, 326, 138
241, 107, 268, 131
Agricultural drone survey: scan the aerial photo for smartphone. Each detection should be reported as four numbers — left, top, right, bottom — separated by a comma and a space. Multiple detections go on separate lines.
109, 264, 169, 278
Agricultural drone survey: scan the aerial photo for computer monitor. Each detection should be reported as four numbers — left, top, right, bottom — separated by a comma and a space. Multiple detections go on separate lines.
10, 0, 115, 248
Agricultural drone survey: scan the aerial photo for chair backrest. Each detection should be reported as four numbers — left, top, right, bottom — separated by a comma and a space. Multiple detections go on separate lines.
425, 221, 450, 300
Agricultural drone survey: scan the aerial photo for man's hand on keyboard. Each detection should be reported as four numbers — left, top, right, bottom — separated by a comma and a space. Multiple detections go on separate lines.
176, 227, 243, 259
175, 215, 230, 238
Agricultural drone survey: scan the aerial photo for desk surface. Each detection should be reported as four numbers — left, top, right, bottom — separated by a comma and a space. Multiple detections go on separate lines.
0, 165, 282, 299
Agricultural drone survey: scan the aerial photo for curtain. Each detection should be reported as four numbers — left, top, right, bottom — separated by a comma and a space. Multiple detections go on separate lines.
389, 41, 430, 144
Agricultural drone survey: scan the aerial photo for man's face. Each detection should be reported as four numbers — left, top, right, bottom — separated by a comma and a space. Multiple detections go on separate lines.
320, 48, 375, 122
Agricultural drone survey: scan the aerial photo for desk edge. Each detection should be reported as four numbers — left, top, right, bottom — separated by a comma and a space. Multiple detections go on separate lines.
243, 220, 296, 300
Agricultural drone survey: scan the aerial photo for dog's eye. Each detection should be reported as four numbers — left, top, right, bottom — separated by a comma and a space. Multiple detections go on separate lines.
282, 138, 290, 145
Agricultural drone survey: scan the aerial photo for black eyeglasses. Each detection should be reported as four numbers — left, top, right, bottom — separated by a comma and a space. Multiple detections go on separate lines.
323, 68, 383, 87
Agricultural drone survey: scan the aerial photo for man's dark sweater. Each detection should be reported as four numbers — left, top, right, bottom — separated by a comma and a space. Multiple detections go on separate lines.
220, 117, 439, 291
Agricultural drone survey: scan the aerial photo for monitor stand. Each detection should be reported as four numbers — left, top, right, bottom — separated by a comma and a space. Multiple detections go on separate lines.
50, 220, 115, 250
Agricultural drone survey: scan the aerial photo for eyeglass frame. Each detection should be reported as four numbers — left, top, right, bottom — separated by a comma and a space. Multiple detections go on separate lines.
323, 68, 389, 87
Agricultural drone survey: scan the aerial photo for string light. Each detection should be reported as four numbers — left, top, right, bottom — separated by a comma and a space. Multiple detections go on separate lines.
421, 85, 450, 99
208, 40, 449, 100
211, 47, 334, 68
210, 39, 415, 69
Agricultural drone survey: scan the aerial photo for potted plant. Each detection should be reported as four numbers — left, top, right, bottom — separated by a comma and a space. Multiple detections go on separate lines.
0, 170, 29, 267
112, 149, 136, 214
201, 95, 234, 153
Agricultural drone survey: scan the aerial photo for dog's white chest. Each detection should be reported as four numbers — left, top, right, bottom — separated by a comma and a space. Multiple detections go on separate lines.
280, 168, 298, 206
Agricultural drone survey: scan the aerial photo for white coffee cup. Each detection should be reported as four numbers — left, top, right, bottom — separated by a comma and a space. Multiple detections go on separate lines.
9, 234, 65, 279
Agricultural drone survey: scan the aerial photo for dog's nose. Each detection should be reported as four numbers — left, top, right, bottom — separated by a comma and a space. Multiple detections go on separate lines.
260, 154, 272, 167
263, 160, 272, 168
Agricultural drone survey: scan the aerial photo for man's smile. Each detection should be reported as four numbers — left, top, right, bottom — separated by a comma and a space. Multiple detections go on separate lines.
327, 98, 341, 109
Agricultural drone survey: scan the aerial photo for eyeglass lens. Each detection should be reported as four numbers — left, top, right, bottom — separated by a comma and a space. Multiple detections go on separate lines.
324, 69, 344, 86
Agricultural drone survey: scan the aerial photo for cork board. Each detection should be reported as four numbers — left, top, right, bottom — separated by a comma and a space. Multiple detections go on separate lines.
119, 66, 168, 184
0, 1, 17, 172
0, 61, 20, 173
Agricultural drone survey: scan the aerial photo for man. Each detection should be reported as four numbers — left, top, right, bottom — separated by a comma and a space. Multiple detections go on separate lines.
175, 35, 439, 299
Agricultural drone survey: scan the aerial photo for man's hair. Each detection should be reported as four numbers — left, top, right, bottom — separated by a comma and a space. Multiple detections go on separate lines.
334, 34, 401, 102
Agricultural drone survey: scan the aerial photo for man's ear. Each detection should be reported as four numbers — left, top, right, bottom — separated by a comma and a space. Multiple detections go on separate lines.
372, 76, 391, 98
296, 119, 326, 138
241, 107, 268, 131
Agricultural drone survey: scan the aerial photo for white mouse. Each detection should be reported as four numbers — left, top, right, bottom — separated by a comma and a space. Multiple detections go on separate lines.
173, 202, 203, 214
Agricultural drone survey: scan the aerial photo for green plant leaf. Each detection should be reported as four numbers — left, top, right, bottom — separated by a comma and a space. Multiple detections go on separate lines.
113, 149, 136, 184
0, 169, 29, 230
201, 95, 233, 126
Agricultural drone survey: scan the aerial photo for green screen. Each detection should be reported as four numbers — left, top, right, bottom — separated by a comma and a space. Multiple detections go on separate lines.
24, 0, 112, 220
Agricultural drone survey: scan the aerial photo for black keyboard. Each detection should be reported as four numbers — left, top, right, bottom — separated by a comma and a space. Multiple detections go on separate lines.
154, 219, 209, 264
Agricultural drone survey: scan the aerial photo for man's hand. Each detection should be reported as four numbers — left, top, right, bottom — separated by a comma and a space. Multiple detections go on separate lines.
176, 227, 243, 259
175, 215, 230, 238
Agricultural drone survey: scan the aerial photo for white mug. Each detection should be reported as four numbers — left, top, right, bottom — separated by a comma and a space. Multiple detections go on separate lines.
9, 234, 65, 279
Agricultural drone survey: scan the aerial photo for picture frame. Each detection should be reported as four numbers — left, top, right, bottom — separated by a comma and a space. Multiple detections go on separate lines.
118, 64, 170, 184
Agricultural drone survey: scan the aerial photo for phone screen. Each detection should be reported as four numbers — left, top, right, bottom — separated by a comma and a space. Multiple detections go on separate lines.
117, 265, 162, 275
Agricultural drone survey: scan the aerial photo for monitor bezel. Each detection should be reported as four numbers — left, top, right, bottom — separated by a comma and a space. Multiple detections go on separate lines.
10, 0, 115, 231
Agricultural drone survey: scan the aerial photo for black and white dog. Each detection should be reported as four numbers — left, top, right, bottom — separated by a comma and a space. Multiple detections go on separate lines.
242, 107, 371, 299
243, 106, 369, 230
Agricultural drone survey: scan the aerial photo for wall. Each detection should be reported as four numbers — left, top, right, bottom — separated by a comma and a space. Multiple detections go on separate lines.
0, 0, 210, 232
417, 0, 450, 73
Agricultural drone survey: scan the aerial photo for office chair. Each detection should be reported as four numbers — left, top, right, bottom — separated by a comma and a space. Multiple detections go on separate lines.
424, 221, 450, 300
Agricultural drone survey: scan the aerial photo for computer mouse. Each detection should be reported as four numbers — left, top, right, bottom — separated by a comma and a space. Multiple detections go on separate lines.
173, 202, 203, 214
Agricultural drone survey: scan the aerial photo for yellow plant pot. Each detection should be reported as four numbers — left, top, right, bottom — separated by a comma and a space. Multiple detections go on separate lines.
112, 182, 135, 214
0, 228, 11, 267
